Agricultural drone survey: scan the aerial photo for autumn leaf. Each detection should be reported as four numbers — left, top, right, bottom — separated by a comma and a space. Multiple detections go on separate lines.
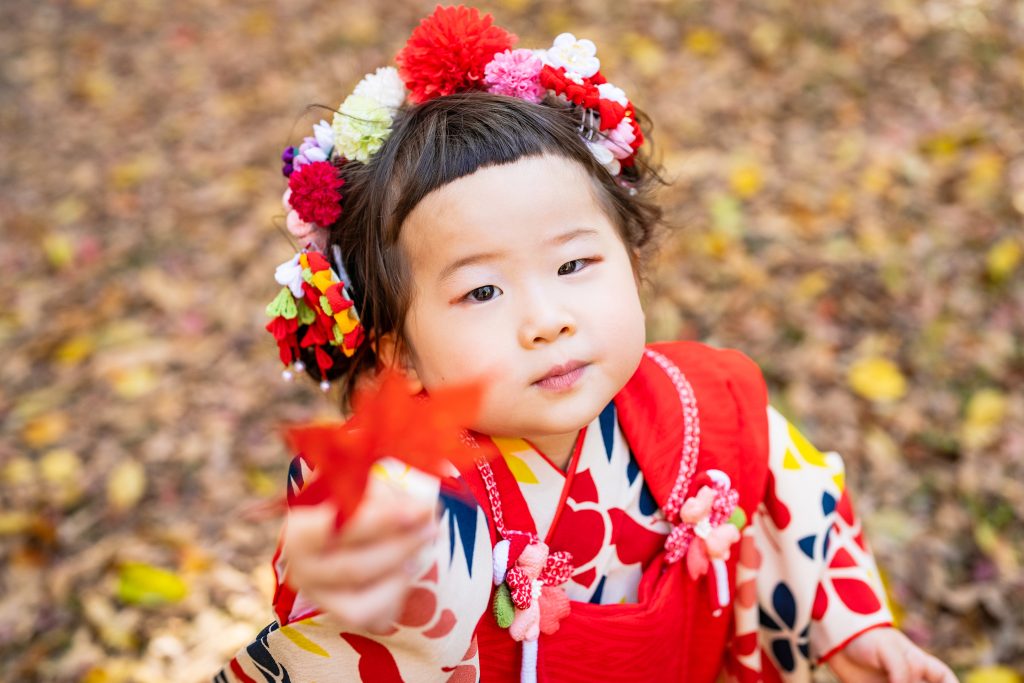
283, 371, 484, 530
117, 562, 188, 606
847, 357, 907, 402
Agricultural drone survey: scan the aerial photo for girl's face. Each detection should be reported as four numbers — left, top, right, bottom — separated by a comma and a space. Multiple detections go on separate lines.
395, 154, 647, 459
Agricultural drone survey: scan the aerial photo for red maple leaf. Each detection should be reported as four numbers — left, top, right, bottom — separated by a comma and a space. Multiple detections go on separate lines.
282, 371, 484, 530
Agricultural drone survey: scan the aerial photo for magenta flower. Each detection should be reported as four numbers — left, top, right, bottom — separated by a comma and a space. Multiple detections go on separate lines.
484, 49, 546, 103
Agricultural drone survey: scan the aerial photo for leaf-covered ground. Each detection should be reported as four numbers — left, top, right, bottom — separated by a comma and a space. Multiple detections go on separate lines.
0, 1, 1021, 680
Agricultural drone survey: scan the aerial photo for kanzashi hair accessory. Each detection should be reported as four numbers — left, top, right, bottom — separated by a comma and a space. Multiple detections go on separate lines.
266, 5, 647, 386
266, 249, 364, 391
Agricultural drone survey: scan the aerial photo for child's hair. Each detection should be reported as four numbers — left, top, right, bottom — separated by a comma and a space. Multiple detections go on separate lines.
296, 92, 665, 406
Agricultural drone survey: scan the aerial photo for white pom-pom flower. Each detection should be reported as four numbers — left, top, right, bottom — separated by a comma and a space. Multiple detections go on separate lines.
274, 254, 305, 298
312, 119, 335, 155
586, 139, 621, 176
597, 82, 628, 107
546, 33, 600, 78
492, 539, 511, 586
353, 66, 408, 111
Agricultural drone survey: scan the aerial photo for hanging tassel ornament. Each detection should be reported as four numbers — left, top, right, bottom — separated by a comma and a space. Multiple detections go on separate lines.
490, 537, 573, 683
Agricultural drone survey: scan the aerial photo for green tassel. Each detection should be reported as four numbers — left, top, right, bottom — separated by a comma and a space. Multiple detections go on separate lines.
332, 323, 344, 344
319, 295, 333, 317
728, 506, 748, 530
302, 268, 313, 284
296, 300, 316, 325
266, 287, 297, 319
493, 583, 514, 629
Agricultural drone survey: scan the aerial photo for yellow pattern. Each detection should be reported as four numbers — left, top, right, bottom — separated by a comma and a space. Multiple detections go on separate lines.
786, 422, 828, 467
782, 448, 801, 470
493, 437, 539, 484
280, 625, 330, 658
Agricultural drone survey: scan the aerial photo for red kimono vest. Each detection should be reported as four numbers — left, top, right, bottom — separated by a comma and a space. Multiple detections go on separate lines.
457, 341, 771, 682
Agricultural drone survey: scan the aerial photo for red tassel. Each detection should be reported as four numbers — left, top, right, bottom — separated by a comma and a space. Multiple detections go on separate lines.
305, 251, 330, 273
315, 345, 334, 372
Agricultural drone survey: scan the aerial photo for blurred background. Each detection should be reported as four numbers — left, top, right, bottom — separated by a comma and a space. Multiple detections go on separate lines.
1, 0, 1021, 680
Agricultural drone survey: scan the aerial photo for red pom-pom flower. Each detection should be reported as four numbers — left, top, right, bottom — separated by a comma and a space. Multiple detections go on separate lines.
396, 5, 516, 104
287, 161, 344, 227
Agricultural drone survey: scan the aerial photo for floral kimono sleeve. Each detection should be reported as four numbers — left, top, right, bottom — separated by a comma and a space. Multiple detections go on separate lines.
729, 407, 894, 681
215, 455, 494, 683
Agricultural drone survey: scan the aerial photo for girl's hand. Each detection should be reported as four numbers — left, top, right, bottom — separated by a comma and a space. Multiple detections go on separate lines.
279, 475, 439, 631
827, 627, 957, 683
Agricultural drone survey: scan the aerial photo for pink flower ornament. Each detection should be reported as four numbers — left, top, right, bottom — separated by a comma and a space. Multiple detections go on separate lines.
484, 48, 546, 103
505, 541, 573, 640
664, 469, 743, 615
493, 537, 573, 683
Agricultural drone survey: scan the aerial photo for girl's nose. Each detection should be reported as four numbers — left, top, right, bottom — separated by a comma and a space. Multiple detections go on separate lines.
518, 296, 576, 348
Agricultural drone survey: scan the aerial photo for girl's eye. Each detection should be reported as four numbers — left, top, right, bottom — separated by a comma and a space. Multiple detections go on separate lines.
463, 284, 502, 303
558, 258, 591, 276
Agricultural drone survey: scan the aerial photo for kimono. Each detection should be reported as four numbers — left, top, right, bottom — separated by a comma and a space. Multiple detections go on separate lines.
217, 341, 892, 682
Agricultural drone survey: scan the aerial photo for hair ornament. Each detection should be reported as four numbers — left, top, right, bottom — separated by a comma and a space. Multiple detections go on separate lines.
266, 5, 646, 387
266, 250, 364, 391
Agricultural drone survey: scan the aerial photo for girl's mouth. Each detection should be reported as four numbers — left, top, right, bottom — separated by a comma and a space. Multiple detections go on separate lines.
533, 361, 589, 392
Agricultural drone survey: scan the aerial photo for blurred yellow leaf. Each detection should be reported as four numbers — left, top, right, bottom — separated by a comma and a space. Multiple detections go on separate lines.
729, 161, 764, 198
4, 457, 35, 485
109, 365, 158, 398
961, 388, 1007, 449
40, 448, 82, 485
110, 157, 157, 190
245, 468, 277, 498
974, 520, 1020, 578
750, 22, 783, 57
23, 412, 69, 448
116, 562, 188, 606
987, 238, 1021, 282
964, 150, 1004, 201
76, 69, 115, 106
709, 192, 744, 237
624, 34, 665, 77
796, 271, 829, 301
52, 197, 87, 225
55, 334, 96, 365
684, 27, 722, 56
847, 357, 907, 402
42, 234, 74, 270
966, 666, 1022, 683
107, 460, 147, 511
242, 9, 273, 36
860, 163, 891, 195
0, 512, 34, 536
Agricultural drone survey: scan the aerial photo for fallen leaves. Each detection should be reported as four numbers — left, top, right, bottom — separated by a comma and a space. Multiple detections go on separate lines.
847, 356, 908, 403
1, 0, 1021, 679
116, 563, 189, 607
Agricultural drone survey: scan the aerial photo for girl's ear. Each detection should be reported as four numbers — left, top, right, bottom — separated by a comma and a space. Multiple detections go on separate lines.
374, 331, 424, 394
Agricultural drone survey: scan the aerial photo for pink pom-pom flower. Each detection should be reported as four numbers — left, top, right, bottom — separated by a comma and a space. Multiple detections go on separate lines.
484, 49, 546, 103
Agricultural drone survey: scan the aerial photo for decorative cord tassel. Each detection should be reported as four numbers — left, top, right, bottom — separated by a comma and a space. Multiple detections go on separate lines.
520, 638, 538, 683
710, 557, 730, 617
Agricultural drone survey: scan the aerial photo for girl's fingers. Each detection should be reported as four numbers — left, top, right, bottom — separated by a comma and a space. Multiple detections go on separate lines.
919, 652, 957, 683
282, 504, 337, 556
312, 566, 413, 630
879, 643, 911, 683
337, 495, 436, 548
291, 520, 437, 590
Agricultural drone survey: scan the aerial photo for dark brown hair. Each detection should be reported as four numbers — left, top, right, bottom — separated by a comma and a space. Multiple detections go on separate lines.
297, 92, 664, 406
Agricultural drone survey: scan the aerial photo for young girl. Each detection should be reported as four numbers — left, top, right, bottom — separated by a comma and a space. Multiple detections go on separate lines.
220, 7, 956, 682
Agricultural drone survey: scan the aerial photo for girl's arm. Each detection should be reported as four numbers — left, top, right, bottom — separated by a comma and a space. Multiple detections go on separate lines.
736, 407, 955, 682
217, 455, 494, 682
